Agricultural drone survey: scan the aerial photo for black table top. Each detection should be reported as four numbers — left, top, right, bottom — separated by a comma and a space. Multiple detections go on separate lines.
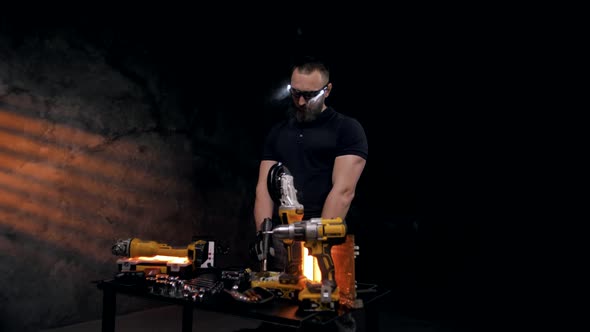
96, 279, 391, 328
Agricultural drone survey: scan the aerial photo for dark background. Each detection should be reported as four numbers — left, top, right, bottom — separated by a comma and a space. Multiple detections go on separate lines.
1, 5, 520, 331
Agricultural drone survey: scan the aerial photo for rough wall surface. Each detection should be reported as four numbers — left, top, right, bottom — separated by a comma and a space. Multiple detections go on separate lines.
0, 10, 501, 331
0, 30, 256, 331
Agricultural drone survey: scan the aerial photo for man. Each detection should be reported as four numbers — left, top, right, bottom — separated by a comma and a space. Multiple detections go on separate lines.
254, 55, 368, 272
243, 57, 368, 332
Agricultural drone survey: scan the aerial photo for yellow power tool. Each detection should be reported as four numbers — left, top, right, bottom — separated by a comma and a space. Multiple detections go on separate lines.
250, 162, 306, 300
111, 238, 215, 269
267, 217, 347, 311
267, 162, 305, 280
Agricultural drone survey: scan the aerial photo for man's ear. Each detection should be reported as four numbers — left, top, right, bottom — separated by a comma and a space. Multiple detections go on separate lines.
325, 82, 333, 97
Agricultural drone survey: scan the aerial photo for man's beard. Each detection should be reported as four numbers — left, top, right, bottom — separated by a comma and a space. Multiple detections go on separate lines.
289, 100, 323, 123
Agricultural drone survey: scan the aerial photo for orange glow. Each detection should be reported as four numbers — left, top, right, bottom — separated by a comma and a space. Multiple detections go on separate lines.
0, 169, 130, 233
302, 247, 321, 282
0, 187, 112, 235
136, 255, 190, 264
0, 128, 178, 194
0, 103, 196, 265
0, 213, 107, 260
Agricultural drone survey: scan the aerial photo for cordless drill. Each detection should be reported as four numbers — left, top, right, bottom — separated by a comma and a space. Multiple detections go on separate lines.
267, 217, 347, 311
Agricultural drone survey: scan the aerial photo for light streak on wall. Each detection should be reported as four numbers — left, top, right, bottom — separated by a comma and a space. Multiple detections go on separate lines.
0, 104, 195, 263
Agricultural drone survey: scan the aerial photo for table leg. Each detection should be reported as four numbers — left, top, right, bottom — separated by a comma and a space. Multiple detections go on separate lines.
102, 287, 116, 332
182, 304, 193, 332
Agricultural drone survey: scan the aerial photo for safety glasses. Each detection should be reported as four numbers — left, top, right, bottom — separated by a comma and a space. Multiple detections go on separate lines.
289, 84, 328, 100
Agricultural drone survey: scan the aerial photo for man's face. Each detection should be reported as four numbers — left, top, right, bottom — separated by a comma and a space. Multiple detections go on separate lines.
289, 69, 329, 123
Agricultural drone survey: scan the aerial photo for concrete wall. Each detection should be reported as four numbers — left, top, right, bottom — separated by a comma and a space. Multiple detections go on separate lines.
0, 29, 258, 331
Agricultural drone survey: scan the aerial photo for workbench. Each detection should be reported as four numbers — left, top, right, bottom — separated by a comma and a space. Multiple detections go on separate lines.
95, 279, 390, 332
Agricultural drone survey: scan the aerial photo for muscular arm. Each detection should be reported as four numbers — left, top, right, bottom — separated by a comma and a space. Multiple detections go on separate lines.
321, 155, 367, 220
254, 160, 278, 231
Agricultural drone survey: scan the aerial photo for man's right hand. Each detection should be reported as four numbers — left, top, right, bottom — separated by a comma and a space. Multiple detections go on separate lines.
252, 231, 276, 261
250, 218, 275, 261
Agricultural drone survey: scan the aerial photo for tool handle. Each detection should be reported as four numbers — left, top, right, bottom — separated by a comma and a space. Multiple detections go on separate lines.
309, 242, 336, 285
261, 218, 273, 270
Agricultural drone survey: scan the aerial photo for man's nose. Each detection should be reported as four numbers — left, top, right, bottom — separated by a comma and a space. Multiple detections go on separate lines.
297, 96, 307, 105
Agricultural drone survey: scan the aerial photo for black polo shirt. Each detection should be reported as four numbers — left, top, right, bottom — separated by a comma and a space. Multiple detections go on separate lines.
262, 107, 368, 219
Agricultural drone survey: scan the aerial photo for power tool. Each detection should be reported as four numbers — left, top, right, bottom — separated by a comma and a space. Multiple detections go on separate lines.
268, 162, 304, 225
250, 162, 306, 300
111, 238, 215, 276
267, 217, 347, 311
267, 162, 305, 281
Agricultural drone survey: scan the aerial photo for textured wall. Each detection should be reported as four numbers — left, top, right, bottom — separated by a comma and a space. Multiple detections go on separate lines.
0, 11, 500, 331
0, 29, 257, 331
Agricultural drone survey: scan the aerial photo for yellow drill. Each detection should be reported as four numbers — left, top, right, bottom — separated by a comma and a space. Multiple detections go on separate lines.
266, 217, 347, 311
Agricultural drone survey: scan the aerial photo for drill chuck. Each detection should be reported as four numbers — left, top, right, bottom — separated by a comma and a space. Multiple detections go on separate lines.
271, 223, 309, 241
